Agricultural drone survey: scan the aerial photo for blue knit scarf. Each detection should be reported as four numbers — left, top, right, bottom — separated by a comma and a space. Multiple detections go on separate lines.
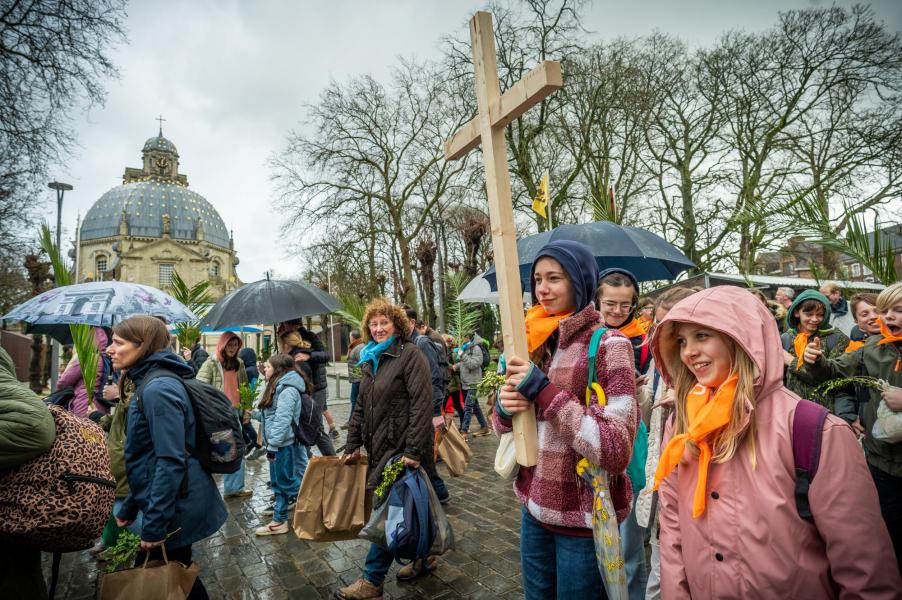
357, 336, 396, 374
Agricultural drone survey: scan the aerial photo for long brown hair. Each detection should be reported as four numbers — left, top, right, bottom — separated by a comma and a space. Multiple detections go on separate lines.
258, 353, 311, 410
668, 324, 758, 467
113, 316, 172, 393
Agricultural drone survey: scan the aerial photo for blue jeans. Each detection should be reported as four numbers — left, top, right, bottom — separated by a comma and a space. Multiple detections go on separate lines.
349, 381, 360, 415
460, 389, 486, 433
363, 543, 394, 586
293, 443, 311, 483
620, 496, 647, 599
520, 508, 605, 600
269, 444, 300, 522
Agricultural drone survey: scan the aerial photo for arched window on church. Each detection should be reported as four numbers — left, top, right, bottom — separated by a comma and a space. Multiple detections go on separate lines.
96, 256, 107, 281
211, 261, 220, 278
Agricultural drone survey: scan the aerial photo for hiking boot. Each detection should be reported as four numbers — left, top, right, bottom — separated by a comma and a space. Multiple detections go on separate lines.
473, 426, 491, 437
255, 521, 288, 536
330, 427, 340, 440
396, 556, 437, 582
334, 577, 382, 600
224, 489, 252, 499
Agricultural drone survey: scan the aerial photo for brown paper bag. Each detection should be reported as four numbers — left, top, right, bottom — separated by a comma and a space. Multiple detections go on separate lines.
437, 421, 471, 477
293, 455, 368, 542
98, 547, 199, 600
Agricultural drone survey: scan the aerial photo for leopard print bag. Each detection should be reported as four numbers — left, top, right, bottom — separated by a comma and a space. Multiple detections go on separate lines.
0, 405, 116, 552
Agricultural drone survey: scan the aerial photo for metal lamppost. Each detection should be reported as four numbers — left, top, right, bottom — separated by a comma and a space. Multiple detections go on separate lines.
47, 181, 73, 393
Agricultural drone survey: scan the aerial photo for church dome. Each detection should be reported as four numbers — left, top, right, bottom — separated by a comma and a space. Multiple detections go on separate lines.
142, 133, 178, 155
81, 181, 231, 249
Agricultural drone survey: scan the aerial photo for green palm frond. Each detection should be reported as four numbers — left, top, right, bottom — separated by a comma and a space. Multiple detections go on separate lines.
38, 223, 71, 286
334, 293, 366, 330
168, 270, 213, 347
445, 271, 481, 343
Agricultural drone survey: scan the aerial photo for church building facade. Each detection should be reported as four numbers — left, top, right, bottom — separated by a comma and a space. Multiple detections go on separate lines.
77, 128, 240, 300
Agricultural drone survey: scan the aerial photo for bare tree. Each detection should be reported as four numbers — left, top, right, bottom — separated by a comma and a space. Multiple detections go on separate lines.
273, 61, 472, 308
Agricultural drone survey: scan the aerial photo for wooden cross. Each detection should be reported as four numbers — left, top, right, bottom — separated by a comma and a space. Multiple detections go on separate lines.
445, 11, 562, 467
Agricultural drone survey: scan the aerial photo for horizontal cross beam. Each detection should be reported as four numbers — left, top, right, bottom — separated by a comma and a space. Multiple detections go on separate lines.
444, 60, 563, 161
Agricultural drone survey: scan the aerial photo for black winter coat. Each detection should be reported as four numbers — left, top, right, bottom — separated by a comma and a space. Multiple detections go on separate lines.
346, 336, 434, 491
298, 328, 329, 393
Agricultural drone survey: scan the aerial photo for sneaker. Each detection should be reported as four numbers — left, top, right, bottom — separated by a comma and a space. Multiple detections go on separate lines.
254, 521, 288, 536
340, 422, 349, 430
335, 577, 383, 600
249, 447, 267, 461
474, 426, 491, 437
261, 505, 274, 516
224, 489, 252, 499
329, 427, 340, 440
438, 494, 450, 506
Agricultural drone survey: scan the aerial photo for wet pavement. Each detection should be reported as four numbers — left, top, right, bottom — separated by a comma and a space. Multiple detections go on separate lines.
45, 400, 525, 599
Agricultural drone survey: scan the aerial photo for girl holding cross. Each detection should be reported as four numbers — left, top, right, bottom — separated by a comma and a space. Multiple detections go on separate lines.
495, 240, 639, 600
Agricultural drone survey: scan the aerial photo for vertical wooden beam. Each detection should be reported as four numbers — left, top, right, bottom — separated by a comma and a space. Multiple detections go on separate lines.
470, 12, 538, 467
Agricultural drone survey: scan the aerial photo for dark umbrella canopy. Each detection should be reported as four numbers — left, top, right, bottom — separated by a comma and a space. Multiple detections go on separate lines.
200, 279, 342, 330
483, 221, 695, 290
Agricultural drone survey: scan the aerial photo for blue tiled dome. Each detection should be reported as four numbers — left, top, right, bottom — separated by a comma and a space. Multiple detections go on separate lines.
142, 134, 178, 155
80, 181, 231, 249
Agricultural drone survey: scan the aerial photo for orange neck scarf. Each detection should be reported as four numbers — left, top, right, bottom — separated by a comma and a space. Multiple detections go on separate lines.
525, 304, 573, 352
615, 317, 646, 339
793, 332, 811, 370
845, 339, 865, 353
877, 318, 902, 346
653, 374, 739, 518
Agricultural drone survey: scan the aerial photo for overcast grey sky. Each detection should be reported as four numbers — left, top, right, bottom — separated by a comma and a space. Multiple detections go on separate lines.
53, 0, 901, 283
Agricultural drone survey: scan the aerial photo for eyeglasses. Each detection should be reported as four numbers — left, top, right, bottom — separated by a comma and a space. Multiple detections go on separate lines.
599, 300, 635, 313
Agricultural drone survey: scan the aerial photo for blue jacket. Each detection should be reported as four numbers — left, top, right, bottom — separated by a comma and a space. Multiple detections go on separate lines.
261, 370, 304, 451
117, 350, 227, 548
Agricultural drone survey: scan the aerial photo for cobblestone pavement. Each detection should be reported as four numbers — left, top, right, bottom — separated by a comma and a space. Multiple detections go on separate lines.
45, 401, 525, 599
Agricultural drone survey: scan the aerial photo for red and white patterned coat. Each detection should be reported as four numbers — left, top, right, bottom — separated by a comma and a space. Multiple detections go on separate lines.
493, 303, 639, 528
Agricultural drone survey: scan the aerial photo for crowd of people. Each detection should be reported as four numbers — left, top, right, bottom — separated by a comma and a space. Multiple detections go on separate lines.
1, 239, 900, 599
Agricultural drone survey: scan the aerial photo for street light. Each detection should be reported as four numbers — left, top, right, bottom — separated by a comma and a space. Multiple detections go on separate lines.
47, 181, 72, 393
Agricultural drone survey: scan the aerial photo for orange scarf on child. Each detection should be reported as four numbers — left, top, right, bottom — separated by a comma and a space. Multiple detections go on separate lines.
793, 332, 811, 370
877, 318, 902, 346
525, 304, 573, 352
654, 373, 739, 518
845, 339, 865, 353
616, 317, 646, 339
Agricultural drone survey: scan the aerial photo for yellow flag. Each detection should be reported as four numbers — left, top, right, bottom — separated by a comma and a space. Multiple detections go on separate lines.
532, 171, 549, 219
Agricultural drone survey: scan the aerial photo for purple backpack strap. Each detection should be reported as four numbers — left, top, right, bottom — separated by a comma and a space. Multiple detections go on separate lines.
792, 399, 829, 522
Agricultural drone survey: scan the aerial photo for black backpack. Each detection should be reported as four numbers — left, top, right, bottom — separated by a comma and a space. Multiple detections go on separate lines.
291, 391, 323, 446
137, 368, 244, 474
478, 341, 491, 370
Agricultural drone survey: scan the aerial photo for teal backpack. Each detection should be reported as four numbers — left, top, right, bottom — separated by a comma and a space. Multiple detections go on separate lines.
587, 327, 649, 492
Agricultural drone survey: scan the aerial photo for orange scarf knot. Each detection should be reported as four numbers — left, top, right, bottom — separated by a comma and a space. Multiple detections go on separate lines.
653, 373, 739, 518
525, 304, 573, 352
845, 339, 865, 353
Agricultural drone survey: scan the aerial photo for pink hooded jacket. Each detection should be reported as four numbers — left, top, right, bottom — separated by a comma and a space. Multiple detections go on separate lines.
57, 327, 110, 418
650, 286, 900, 599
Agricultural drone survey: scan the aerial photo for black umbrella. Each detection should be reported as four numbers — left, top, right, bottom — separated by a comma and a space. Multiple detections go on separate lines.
200, 279, 342, 330
483, 221, 695, 291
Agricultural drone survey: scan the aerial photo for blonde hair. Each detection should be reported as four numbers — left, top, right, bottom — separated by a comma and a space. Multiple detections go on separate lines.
668, 324, 757, 467
877, 282, 902, 314
279, 331, 308, 350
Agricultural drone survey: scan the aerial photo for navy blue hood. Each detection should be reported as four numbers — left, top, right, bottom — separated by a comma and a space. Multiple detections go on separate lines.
530, 240, 599, 312
128, 348, 195, 384
239, 348, 259, 381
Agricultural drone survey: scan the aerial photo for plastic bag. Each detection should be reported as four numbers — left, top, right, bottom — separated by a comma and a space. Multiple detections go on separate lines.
872, 399, 902, 443
357, 466, 454, 556
493, 432, 518, 480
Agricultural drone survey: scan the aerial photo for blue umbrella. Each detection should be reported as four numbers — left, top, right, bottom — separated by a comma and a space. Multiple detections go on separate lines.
482, 221, 695, 291
2, 281, 197, 343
